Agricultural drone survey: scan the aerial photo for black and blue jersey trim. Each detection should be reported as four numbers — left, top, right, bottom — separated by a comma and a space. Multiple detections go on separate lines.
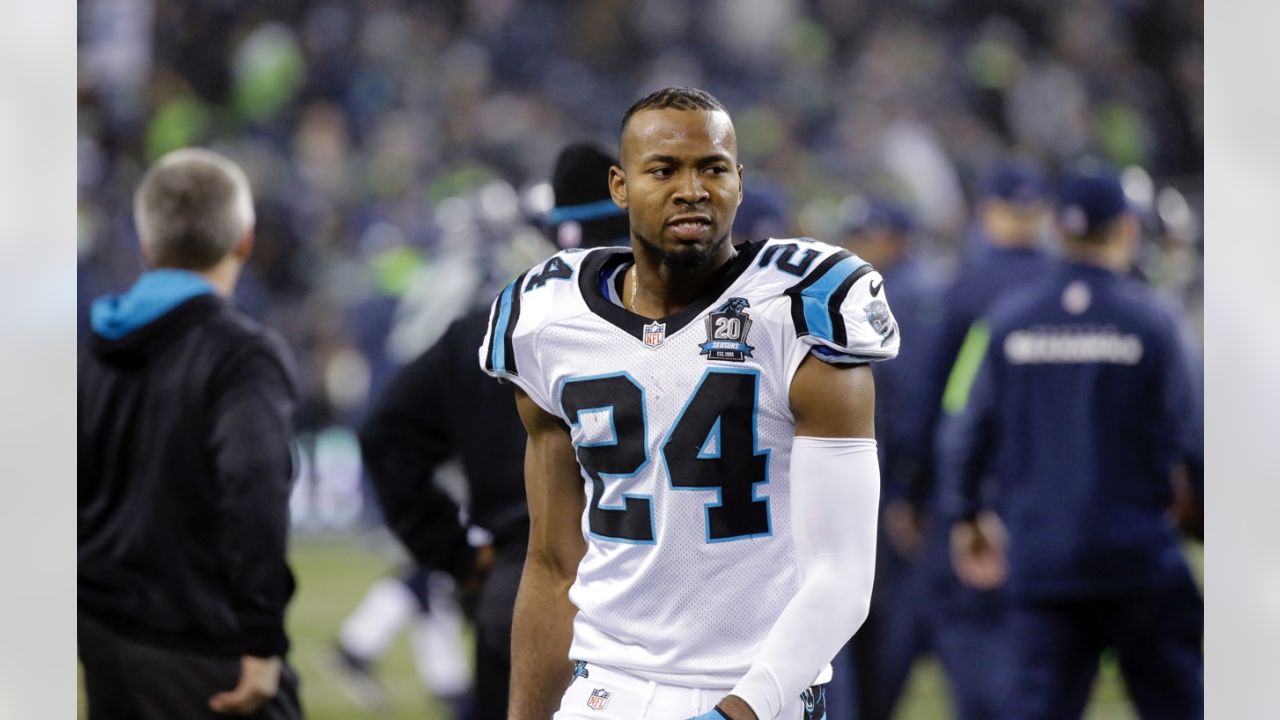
484, 271, 528, 376
783, 250, 873, 347
809, 345, 873, 366
577, 241, 765, 338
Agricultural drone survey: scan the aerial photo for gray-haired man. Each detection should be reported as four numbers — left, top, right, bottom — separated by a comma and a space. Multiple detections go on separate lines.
79, 148, 303, 719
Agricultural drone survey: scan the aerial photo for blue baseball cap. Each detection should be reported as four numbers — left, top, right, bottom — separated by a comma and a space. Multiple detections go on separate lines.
733, 185, 789, 242
843, 197, 914, 236
1057, 167, 1128, 237
980, 162, 1049, 204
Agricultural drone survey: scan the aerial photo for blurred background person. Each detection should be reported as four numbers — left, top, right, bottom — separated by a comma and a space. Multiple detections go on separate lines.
731, 181, 792, 245
318, 173, 555, 717
541, 142, 631, 251
928, 162, 1056, 447
851, 163, 1056, 720
79, 148, 301, 719
328, 567, 471, 716
350, 142, 627, 720
938, 165, 1203, 718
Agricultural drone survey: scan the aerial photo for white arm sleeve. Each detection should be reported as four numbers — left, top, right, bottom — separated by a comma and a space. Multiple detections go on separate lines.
729, 436, 880, 720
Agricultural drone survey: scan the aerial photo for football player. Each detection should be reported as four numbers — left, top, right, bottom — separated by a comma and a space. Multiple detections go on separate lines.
480, 87, 899, 720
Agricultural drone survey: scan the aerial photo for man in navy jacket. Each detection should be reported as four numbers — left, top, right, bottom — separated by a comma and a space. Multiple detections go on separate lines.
938, 166, 1203, 719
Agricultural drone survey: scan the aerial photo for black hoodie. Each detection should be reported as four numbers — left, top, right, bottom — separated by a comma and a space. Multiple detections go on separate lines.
78, 271, 297, 658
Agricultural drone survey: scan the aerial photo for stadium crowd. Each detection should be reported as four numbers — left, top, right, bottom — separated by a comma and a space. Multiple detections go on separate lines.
78, 0, 1203, 436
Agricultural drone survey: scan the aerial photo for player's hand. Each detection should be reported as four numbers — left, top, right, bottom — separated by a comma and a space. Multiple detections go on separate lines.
1167, 462, 1203, 541
209, 655, 281, 715
464, 543, 496, 594
474, 543, 496, 575
884, 500, 927, 558
950, 511, 1008, 590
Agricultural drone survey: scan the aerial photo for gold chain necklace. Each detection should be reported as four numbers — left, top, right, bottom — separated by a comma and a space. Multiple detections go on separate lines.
627, 263, 639, 313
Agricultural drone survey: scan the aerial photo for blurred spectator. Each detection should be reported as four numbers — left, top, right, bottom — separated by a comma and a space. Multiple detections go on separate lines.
875, 162, 1056, 720
937, 165, 1203, 718
541, 142, 630, 249
78, 1, 1203, 456
328, 568, 471, 717
79, 148, 301, 719
733, 179, 791, 243
347, 142, 625, 720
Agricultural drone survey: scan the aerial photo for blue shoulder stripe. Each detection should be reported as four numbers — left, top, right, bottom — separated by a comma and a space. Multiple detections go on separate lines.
823, 262, 874, 346
487, 271, 528, 376
784, 251, 871, 344
483, 290, 504, 373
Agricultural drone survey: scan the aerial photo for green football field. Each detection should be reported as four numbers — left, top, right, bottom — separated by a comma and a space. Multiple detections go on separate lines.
280, 537, 1202, 720
81, 537, 1201, 719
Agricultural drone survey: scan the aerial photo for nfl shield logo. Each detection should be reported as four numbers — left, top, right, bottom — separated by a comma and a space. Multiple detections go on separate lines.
587, 688, 611, 711
642, 321, 666, 348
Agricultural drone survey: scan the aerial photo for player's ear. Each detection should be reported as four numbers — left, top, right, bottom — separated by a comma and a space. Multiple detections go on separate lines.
231, 228, 255, 261
138, 236, 157, 267
736, 164, 745, 207
1116, 213, 1139, 262
608, 164, 628, 209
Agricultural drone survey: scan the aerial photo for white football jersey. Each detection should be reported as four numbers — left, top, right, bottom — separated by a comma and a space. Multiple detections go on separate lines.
479, 237, 899, 689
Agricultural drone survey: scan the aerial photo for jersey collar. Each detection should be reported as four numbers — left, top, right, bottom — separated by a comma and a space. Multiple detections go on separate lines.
578, 240, 766, 339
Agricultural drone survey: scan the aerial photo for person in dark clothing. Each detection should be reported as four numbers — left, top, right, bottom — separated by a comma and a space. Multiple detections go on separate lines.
938, 166, 1204, 719
913, 162, 1057, 500
357, 307, 528, 720
354, 141, 628, 720
78, 148, 302, 719
541, 142, 632, 251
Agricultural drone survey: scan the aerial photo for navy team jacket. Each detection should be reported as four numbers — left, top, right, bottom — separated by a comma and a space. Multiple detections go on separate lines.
870, 254, 947, 503
936, 260, 1202, 599
898, 243, 1051, 506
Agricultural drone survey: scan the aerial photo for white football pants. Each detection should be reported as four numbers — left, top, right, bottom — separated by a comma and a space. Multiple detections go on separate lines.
553, 662, 813, 720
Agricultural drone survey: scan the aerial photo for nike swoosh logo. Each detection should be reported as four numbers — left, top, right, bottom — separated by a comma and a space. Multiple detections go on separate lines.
869, 279, 883, 297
